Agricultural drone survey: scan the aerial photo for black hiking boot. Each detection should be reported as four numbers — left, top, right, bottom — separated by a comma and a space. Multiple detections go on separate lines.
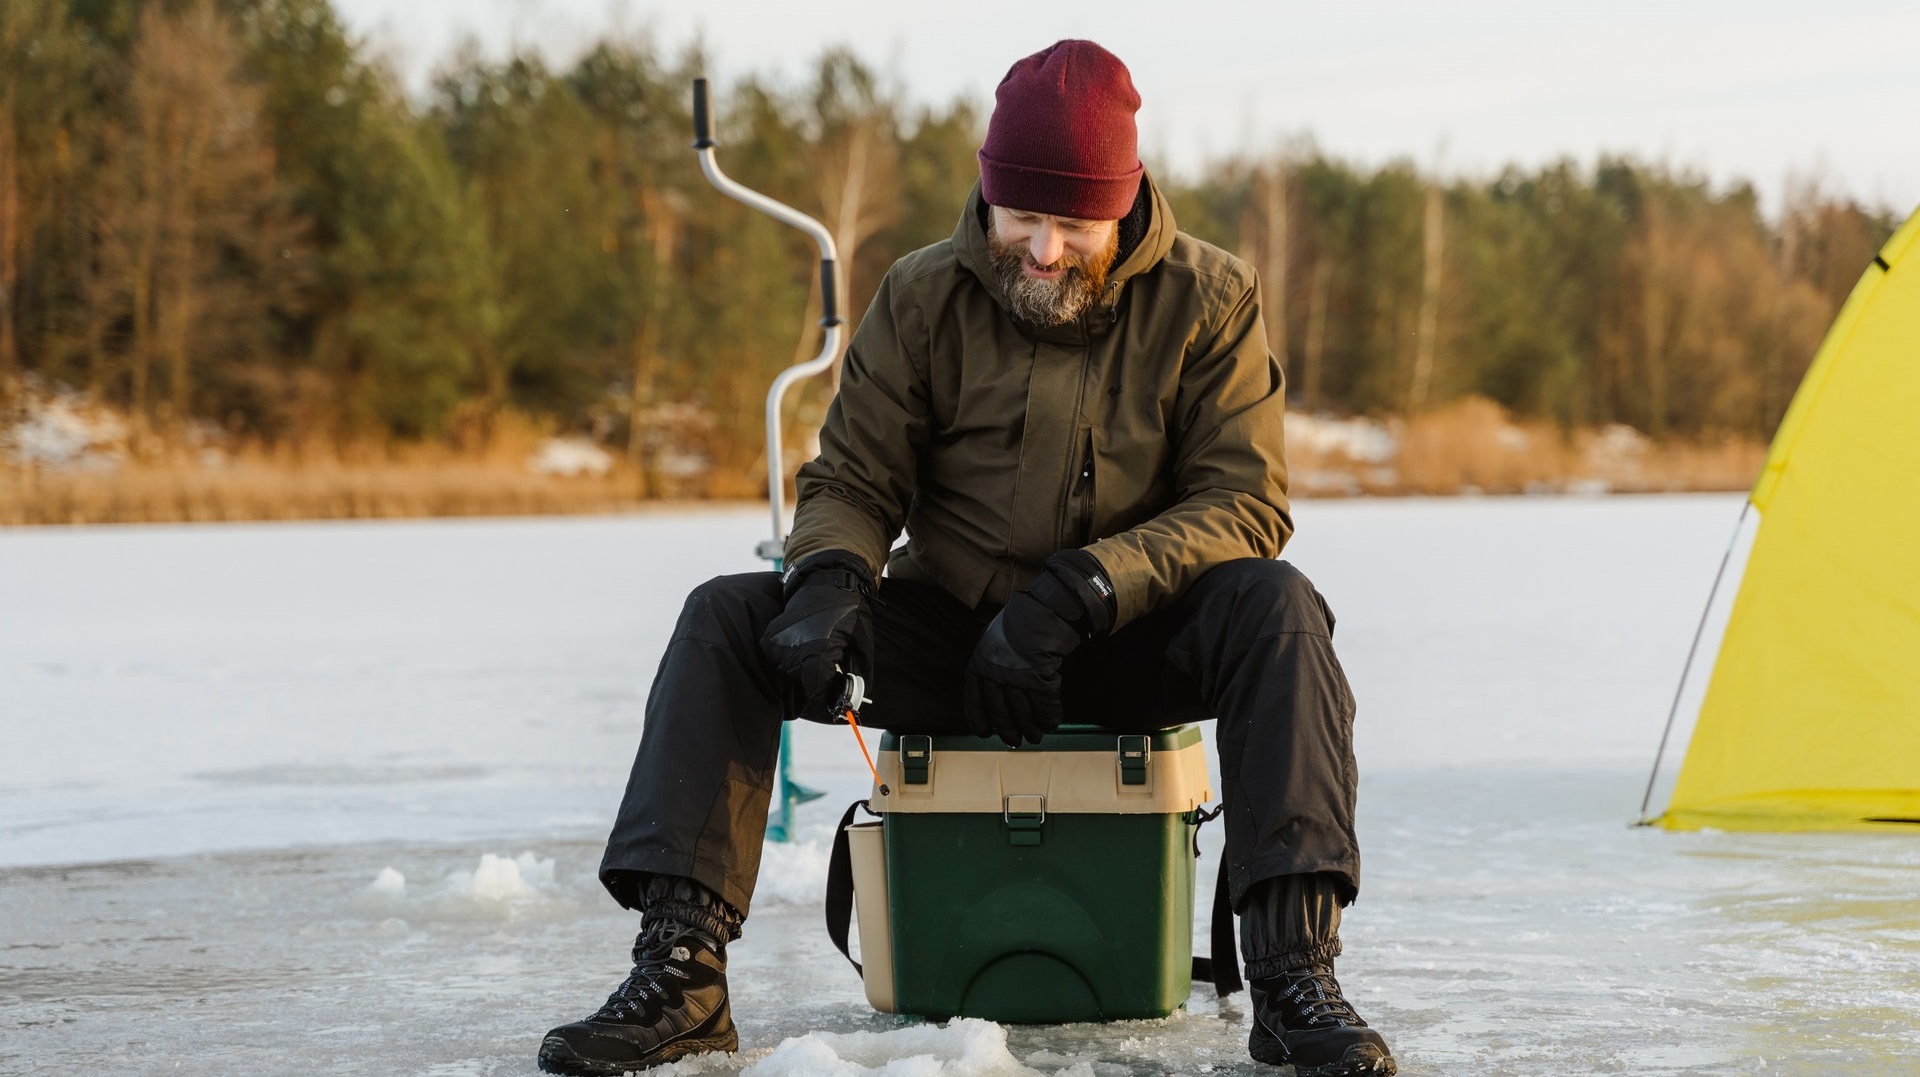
539, 878, 741, 1075
1249, 962, 1396, 1076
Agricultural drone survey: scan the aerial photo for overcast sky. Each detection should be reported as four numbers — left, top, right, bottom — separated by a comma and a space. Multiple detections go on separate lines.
330, 0, 1918, 219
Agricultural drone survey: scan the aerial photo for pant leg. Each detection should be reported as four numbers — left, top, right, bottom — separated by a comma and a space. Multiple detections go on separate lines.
599, 574, 982, 918
1066, 559, 1361, 908
600, 573, 788, 918
1239, 872, 1346, 977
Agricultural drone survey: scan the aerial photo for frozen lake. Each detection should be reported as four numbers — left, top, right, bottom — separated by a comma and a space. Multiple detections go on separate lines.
4, 497, 1918, 1076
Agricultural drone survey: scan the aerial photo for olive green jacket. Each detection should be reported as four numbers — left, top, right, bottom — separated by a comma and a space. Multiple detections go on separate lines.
787, 174, 1291, 629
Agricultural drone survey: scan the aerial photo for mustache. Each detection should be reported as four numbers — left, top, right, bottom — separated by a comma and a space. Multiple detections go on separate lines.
1016, 249, 1091, 273
987, 234, 1113, 276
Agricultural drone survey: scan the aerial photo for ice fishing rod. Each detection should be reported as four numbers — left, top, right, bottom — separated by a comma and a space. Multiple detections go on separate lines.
691, 77, 844, 565
835, 671, 887, 796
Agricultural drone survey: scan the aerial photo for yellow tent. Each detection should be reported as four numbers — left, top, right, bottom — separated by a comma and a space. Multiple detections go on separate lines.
1657, 207, 1920, 831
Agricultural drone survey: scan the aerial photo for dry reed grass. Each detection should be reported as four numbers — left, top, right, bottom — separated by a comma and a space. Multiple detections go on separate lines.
0, 457, 655, 526
0, 393, 762, 525
1292, 397, 1765, 498
2, 396, 1769, 527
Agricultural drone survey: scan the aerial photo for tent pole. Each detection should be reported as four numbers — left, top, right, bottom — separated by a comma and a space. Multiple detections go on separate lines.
1636, 500, 1753, 825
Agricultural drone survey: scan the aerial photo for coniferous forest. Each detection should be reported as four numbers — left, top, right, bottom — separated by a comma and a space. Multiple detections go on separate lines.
0, 0, 1904, 515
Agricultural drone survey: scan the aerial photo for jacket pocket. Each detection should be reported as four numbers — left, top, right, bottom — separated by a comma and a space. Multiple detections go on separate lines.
1088, 424, 1169, 540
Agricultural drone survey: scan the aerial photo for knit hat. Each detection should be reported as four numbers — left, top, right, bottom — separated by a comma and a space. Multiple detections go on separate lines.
978, 40, 1143, 221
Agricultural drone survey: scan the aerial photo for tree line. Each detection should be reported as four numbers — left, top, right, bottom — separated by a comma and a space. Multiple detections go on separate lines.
0, 0, 1902, 492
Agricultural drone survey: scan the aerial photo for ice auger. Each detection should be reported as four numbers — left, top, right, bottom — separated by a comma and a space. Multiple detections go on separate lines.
690, 78, 846, 842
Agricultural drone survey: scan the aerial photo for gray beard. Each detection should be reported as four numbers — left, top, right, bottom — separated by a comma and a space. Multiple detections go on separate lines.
994, 258, 1102, 326
985, 223, 1118, 327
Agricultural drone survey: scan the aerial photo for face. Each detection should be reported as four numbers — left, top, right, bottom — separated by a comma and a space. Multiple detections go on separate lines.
986, 205, 1122, 326
989, 206, 1119, 278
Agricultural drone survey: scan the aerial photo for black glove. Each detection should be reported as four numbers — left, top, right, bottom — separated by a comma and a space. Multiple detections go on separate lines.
965, 550, 1117, 747
760, 550, 875, 719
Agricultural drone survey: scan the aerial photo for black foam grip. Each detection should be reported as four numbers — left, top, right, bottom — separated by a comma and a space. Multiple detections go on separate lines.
692, 78, 713, 148
819, 259, 843, 327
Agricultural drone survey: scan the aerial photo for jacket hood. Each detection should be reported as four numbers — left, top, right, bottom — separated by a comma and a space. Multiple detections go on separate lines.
953, 171, 1178, 343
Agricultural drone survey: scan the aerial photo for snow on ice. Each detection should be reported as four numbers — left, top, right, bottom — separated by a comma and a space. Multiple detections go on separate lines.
358, 852, 566, 922
702, 1019, 1097, 1077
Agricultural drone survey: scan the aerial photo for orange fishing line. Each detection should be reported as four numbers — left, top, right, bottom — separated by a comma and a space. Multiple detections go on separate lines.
846, 707, 889, 795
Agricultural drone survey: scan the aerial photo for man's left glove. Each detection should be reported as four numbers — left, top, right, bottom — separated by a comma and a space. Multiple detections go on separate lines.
965, 549, 1117, 747
760, 550, 875, 719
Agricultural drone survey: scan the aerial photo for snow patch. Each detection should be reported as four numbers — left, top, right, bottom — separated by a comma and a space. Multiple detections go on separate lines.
357, 852, 561, 920
731, 1019, 1095, 1077
1286, 412, 1397, 463
648, 1050, 749, 1075
1, 388, 128, 470
442, 851, 555, 903
753, 837, 831, 905
366, 866, 406, 897
527, 437, 613, 477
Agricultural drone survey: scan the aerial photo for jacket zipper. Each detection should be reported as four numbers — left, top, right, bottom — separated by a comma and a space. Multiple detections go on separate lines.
1066, 426, 1095, 547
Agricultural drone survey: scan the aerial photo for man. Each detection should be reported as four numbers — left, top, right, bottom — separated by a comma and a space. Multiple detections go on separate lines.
539, 39, 1396, 1077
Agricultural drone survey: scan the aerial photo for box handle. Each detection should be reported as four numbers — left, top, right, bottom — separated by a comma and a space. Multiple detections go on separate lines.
1118, 735, 1151, 786
1003, 794, 1046, 846
901, 735, 932, 784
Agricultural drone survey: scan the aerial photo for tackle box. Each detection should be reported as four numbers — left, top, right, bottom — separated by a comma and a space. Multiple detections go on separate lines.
844, 724, 1212, 1023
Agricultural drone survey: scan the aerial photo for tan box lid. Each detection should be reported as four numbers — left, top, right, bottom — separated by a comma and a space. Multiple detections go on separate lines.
869, 726, 1212, 815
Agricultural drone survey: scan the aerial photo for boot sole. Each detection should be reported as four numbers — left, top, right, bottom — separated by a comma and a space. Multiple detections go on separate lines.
537, 1029, 739, 1076
1250, 1029, 1397, 1077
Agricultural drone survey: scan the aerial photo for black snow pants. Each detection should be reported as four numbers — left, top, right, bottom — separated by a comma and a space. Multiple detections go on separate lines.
600, 558, 1361, 945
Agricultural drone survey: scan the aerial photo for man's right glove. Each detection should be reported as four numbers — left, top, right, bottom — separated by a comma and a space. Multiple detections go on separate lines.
759, 550, 875, 719
964, 550, 1117, 747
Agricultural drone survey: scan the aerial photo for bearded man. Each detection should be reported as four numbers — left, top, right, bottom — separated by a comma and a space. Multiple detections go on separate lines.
539, 39, 1396, 1077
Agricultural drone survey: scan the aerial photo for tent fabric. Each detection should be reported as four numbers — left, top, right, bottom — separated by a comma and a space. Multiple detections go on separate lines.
1659, 208, 1920, 831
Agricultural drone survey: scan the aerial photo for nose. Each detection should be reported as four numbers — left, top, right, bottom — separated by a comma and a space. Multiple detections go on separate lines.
1027, 222, 1066, 267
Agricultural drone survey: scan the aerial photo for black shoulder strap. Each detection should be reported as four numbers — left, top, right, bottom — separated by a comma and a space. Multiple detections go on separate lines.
825, 799, 864, 976
1188, 809, 1243, 996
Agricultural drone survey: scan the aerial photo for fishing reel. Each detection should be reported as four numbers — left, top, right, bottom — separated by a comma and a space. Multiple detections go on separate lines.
833, 670, 871, 724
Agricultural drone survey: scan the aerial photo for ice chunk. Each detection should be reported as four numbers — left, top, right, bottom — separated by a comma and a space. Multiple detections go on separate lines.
752, 838, 831, 906
466, 852, 545, 902
459, 852, 552, 902
357, 852, 565, 922
367, 866, 406, 896
738, 1018, 1096, 1076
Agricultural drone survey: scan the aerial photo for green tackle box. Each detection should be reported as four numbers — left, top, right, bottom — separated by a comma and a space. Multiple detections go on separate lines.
844, 724, 1213, 1023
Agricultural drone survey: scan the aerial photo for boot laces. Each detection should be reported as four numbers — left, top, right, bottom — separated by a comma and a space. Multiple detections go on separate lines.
591, 920, 698, 1021
1279, 964, 1365, 1028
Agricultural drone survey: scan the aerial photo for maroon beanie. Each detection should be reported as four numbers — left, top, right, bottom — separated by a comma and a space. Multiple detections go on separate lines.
978, 40, 1143, 221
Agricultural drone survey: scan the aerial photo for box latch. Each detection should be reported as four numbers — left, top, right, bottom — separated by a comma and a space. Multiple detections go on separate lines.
901, 736, 932, 785
1117, 735, 1151, 786
1004, 794, 1046, 846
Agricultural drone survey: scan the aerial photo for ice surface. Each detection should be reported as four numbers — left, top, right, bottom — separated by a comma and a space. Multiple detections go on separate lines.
6, 497, 1920, 1076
